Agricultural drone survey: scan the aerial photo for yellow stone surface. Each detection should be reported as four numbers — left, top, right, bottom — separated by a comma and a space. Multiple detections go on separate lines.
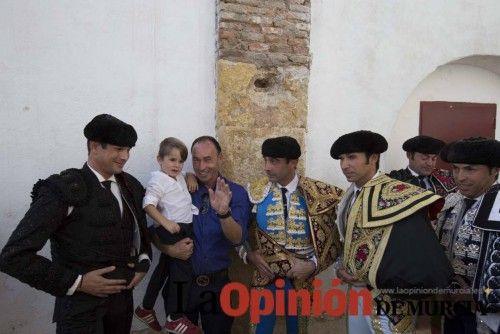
217, 126, 305, 186
216, 59, 309, 185
216, 59, 312, 333
217, 59, 308, 130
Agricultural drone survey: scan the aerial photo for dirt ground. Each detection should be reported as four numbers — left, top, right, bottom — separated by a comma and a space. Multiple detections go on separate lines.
132, 314, 433, 333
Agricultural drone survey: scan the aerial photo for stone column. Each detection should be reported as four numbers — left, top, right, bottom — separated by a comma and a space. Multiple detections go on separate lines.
217, 0, 311, 184
216, 1, 313, 333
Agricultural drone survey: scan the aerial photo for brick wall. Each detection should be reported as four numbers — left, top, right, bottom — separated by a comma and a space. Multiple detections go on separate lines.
218, 0, 311, 67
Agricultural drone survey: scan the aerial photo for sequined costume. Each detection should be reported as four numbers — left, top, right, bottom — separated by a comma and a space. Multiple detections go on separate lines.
338, 174, 452, 333
438, 184, 500, 310
388, 168, 456, 197
248, 176, 343, 334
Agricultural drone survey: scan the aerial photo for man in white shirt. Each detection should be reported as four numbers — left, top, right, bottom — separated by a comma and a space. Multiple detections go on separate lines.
0, 114, 151, 334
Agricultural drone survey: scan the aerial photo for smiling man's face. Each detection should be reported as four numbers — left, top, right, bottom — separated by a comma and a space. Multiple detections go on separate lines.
192, 140, 221, 188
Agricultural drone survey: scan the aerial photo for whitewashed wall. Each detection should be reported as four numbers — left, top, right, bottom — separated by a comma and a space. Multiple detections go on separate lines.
0, 1, 216, 332
388, 63, 500, 169
3, 0, 500, 332
308, 0, 500, 188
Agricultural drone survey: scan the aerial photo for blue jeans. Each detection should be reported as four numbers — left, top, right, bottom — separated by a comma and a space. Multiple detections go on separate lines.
256, 278, 298, 334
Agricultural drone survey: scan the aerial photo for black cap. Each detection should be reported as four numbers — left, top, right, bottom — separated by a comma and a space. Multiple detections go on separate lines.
440, 137, 500, 167
84, 114, 137, 147
402, 136, 445, 154
330, 130, 388, 159
262, 136, 301, 159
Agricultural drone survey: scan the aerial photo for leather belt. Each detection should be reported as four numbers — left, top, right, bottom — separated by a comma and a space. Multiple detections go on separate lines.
194, 269, 228, 287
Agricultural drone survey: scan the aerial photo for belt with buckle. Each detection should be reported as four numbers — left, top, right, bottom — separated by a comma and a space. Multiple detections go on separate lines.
194, 269, 228, 287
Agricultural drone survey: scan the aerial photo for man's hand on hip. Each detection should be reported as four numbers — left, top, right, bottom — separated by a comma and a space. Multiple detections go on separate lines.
78, 266, 127, 298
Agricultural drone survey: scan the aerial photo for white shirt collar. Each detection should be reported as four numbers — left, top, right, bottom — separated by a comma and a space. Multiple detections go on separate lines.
87, 163, 117, 183
279, 173, 299, 193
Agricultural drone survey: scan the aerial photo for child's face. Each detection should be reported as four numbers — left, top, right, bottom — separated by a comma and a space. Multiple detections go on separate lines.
158, 148, 184, 178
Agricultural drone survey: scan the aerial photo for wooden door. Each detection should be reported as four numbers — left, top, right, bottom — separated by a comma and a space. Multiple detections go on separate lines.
420, 101, 496, 169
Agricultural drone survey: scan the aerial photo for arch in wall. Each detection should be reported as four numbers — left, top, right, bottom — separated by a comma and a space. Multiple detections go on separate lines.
386, 55, 500, 171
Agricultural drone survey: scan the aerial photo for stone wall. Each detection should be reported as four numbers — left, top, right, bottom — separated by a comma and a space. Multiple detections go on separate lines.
216, 1, 312, 333
218, 0, 310, 68
216, 0, 311, 186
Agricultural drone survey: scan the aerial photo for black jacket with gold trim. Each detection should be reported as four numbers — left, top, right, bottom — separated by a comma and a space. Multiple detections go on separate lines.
337, 174, 452, 291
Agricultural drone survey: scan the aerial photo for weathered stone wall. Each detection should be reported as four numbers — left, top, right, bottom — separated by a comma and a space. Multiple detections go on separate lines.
217, 60, 308, 183
216, 0, 311, 186
216, 1, 312, 333
218, 0, 310, 68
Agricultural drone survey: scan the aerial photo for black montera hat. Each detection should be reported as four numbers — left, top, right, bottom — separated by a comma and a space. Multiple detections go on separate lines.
330, 130, 388, 159
402, 135, 445, 154
440, 137, 500, 167
261, 136, 301, 159
84, 114, 137, 147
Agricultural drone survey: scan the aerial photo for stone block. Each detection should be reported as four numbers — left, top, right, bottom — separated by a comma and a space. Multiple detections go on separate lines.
241, 31, 265, 42
266, 52, 291, 66
217, 59, 308, 129
219, 2, 270, 15
220, 21, 262, 33
288, 37, 308, 47
295, 22, 310, 31
288, 54, 310, 65
217, 125, 306, 184
292, 45, 309, 55
269, 43, 293, 53
289, 4, 310, 13
265, 34, 289, 44
287, 11, 310, 22
219, 29, 240, 40
248, 42, 270, 52
262, 26, 284, 34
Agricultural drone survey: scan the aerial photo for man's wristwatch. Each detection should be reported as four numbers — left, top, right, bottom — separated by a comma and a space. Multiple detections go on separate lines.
217, 208, 232, 219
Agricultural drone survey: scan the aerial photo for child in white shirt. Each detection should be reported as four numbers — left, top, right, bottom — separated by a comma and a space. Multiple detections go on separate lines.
134, 137, 200, 334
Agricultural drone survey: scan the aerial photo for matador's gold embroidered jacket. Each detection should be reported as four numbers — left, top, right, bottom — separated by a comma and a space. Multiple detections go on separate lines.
337, 174, 446, 289
247, 176, 343, 287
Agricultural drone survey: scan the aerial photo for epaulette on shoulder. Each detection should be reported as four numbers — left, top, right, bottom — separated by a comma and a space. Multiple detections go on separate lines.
299, 177, 344, 215
361, 175, 443, 227
387, 168, 404, 178
31, 168, 87, 206
387, 169, 412, 183
442, 192, 462, 212
247, 177, 271, 204
432, 169, 457, 192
